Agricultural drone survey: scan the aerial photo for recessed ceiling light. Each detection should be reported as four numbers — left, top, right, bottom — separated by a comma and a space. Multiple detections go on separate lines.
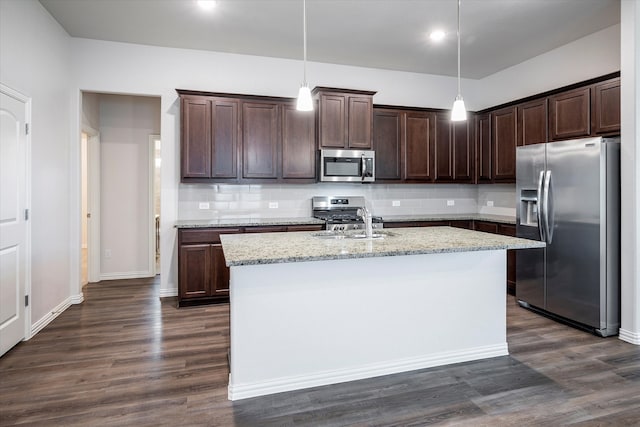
429, 30, 446, 42
197, 0, 217, 11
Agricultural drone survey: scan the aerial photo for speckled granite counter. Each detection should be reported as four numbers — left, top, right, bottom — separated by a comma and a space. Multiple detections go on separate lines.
175, 217, 324, 229
382, 213, 515, 225
220, 226, 542, 266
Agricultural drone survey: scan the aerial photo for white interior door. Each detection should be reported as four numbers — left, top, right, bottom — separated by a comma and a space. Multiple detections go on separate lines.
0, 86, 29, 357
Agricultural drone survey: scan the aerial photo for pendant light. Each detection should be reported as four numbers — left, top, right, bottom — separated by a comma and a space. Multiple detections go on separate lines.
296, 0, 313, 111
451, 0, 467, 121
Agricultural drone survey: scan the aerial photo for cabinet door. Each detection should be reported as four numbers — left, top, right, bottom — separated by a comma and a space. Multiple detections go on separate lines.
179, 244, 211, 298
450, 220, 473, 229
373, 109, 403, 181
592, 78, 620, 135
434, 112, 454, 182
211, 244, 230, 296
181, 98, 211, 178
453, 119, 474, 182
549, 87, 591, 140
404, 111, 435, 181
282, 104, 316, 179
492, 106, 517, 182
242, 101, 279, 179
474, 221, 498, 234
348, 96, 373, 149
476, 113, 492, 183
498, 224, 517, 295
518, 98, 548, 146
318, 93, 347, 148
211, 98, 239, 179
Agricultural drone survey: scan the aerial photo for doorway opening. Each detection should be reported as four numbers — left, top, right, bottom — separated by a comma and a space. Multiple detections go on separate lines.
80, 92, 161, 284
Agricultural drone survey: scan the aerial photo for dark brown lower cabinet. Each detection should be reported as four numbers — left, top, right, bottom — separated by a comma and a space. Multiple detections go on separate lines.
177, 224, 324, 306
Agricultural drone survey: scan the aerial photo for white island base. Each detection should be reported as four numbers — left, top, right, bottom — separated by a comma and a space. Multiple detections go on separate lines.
227, 249, 508, 401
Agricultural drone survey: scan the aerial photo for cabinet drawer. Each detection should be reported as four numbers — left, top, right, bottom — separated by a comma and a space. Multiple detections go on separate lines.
474, 221, 499, 234
244, 226, 287, 233
287, 224, 324, 232
179, 228, 242, 244
498, 224, 516, 237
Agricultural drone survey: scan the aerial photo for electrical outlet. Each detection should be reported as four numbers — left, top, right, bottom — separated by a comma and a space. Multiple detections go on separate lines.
105, 249, 111, 259
447, 200, 455, 206
487, 201, 494, 207
198, 202, 210, 209
269, 202, 278, 209
392, 200, 401, 207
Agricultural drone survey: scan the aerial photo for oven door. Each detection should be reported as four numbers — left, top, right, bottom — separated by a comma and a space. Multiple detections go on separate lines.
320, 149, 375, 182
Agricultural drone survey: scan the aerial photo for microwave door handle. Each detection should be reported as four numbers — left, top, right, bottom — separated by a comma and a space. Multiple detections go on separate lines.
361, 155, 367, 181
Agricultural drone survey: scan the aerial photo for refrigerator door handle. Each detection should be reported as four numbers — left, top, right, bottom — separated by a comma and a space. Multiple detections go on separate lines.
537, 170, 545, 241
543, 170, 554, 244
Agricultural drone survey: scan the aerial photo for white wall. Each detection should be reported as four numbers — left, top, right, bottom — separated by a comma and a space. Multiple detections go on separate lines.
98, 94, 160, 278
619, 0, 640, 344
471, 24, 621, 109
0, 0, 73, 329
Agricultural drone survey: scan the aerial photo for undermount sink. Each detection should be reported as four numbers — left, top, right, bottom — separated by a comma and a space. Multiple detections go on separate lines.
311, 230, 395, 240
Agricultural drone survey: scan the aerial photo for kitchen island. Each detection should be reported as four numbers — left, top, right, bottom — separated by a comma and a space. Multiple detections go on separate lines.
221, 227, 544, 400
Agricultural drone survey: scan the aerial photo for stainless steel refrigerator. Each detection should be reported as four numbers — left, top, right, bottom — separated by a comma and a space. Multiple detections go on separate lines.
516, 136, 620, 337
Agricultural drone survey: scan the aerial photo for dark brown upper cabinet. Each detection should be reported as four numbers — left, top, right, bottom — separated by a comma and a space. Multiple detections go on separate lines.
178, 90, 315, 183
373, 109, 403, 181
549, 86, 591, 141
517, 98, 548, 146
404, 111, 435, 182
313, 87, 376, 149
372, 108, 435, 182
181, 96, 212, 179
242, 101, 279, 179
475, 113, 492, 183
282, 104, 316, 179
592, 77, 620, 135
434, 113, 474, 183
492, 106, 517, 182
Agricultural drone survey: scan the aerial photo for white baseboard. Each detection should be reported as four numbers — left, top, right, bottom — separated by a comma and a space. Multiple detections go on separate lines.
228, 343, 508, 401
619, 328, 640, 345
159, 287, 178, 298
29, 297, 72, 338
99, 271, 154, 281
70, 293, 84, 304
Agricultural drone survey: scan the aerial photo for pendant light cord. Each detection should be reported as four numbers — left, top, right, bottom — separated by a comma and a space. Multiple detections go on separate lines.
457, 0, 461, 96
303, 0, 308, 85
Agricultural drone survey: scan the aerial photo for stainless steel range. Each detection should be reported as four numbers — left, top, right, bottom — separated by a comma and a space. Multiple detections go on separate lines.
312, 196, 383, 232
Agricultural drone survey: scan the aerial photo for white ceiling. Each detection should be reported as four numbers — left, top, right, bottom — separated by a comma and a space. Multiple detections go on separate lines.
39, 0, 620, 79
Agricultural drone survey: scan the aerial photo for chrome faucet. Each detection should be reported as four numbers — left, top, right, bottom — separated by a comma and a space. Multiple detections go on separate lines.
357, 207, 373, 238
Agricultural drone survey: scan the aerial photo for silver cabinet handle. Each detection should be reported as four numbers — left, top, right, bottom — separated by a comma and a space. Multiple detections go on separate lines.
361, 155, 367, 181
537, 170, 545, 242
543, 170, 553, 244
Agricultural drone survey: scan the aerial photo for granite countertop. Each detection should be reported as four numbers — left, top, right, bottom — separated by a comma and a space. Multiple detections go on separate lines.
220, 226, 543, 266
382, 213, 516, 225
175, 217, 325, 229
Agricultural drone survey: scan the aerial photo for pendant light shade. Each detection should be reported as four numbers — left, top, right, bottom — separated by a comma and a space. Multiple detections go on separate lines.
296, 0, 313, 111
451, 0, 467, 121
297, 85, 313, 111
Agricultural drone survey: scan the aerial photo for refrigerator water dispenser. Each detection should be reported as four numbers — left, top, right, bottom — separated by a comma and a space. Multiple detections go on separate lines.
519, 189, 539, 227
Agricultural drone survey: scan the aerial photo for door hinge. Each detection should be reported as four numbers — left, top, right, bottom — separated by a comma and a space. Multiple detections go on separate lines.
25, 295, 29, 307
25, 209, 29, 221
25, 123, 29, 135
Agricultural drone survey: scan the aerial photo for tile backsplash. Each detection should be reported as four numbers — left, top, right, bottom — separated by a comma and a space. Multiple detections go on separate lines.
178, 183, 516, 219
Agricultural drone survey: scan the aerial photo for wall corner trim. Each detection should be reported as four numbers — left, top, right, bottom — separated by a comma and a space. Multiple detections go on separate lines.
29, 297, 73, 339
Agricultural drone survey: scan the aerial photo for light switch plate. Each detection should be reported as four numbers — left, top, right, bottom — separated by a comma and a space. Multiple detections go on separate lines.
269, 202, 278, 209
392, 200, 401, 207
447, 200, 455, 206
487, 201, 494, 207
199, 202, 210, 209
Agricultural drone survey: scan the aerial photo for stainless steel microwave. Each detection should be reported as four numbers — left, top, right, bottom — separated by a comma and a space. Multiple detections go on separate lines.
320, 149, 375, 182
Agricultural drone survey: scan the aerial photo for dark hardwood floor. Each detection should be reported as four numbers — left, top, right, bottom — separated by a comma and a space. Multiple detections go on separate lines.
1, 277, 639, 426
